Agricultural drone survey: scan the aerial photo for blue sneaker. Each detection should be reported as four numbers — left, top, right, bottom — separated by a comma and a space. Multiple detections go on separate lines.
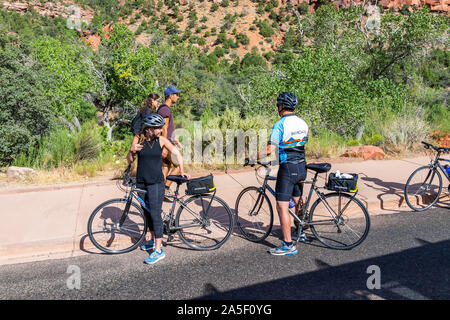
140, 240, 156, 251
268, 241, 298, 256
144, 249, 165, 264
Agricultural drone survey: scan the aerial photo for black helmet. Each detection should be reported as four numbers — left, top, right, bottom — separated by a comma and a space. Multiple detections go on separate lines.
277, 92, 298, 111
142, 113, 164, 129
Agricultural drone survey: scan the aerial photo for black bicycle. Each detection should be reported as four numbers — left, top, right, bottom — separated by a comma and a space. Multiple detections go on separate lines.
404, 141, 450, 211
234, 161, 370, 250
87, 166, 234, 254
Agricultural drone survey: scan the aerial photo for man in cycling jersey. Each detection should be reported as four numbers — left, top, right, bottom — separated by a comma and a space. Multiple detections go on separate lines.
245, 92, 308, 255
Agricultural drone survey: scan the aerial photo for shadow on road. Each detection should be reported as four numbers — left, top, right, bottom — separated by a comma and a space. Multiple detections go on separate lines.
197, 239, 450, 300
360, 175, 406, 210
360, 175, 450, 211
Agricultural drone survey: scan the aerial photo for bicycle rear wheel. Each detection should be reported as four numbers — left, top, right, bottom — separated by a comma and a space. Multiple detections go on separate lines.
404, 166, 442, 211
309, 193, 370, 250
87, 198, 147, 254
234, 186, 273, 242
175, 194, 233, 250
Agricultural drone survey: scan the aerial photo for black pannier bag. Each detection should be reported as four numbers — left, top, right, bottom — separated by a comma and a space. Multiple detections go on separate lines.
186, 174, 216, 195
326, 173, 358, 193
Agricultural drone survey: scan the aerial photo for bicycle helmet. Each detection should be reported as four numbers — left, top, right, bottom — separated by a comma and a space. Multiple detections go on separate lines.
142, 113, 165, 129
277, 92, 298, 111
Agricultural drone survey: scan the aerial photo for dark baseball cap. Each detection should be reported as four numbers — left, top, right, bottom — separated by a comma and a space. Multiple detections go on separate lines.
164, 86, 181, 97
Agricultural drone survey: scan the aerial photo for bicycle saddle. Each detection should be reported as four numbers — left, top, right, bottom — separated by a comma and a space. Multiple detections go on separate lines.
306, 163, 331, 173
166, 175, 189, 184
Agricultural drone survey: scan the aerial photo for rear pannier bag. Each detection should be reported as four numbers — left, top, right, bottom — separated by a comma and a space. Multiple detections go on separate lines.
326, 173, 358, 193
186, 174, 216, 195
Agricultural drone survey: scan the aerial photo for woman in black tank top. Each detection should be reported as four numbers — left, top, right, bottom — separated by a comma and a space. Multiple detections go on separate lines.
127, 113, 190, 264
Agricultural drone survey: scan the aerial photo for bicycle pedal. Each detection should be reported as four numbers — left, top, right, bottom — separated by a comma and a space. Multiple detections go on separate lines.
295, 233, 308, 243
167, 235, 174, 242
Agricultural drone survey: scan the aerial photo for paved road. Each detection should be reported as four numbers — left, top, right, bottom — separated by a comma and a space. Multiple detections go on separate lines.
0, 207, 448, 301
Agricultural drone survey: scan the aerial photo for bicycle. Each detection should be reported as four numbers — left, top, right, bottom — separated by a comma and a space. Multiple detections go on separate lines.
87, 166, 234, 254
404, 141, 450, 211
234, 161, 370, 250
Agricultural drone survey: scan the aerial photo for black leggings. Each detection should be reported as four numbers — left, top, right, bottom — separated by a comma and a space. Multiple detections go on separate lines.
142, 182, 165, 239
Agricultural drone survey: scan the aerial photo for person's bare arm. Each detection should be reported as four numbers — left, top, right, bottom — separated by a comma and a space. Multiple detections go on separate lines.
128, 135, 143, 164
130, 135, 140, 153
159, 136, 190, 179
127, 150, 136, 164
255, 144, 276, 161
162, 118, 169, 139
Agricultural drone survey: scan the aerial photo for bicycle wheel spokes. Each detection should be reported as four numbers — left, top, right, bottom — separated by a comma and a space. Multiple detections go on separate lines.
88, 199, 147, 254
176, 195, 233, 250
309, 193, 370, 250
235, 186, 273, 242
405, 166, 442, 211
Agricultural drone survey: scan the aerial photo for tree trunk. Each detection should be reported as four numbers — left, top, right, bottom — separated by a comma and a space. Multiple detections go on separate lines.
57, 115, 76, 133
72, 116, 81, 132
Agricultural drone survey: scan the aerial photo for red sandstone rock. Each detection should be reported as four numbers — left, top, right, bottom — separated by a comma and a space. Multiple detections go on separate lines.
429, 131, 450, 148
341, 146, 386, 160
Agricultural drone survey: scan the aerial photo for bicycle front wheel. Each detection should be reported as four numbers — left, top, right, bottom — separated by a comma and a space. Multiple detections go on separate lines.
175, 194, 233, 250
309, 193, 370, 250
404, 166, 443, 211
87, 198, 147, 254
234, 186, 273, 242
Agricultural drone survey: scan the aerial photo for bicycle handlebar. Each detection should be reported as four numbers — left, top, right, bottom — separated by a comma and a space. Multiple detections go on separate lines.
122, 164, 136, 187
422, 141, 450, 153
244, 159, 271, 168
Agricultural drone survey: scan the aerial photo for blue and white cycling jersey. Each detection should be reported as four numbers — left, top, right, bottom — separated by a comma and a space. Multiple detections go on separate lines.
269, 114, 309, 163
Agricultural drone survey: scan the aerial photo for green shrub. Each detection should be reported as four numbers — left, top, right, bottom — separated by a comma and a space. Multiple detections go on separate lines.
362, 134, 383, 146
258, 20, 274, 37
306, 128, 347, 159
211, 3, 219, 12
74, 122, 103, 162
346, 139, 360, 147
298, 2, 309, 15
241, 50, 267, 69
379, 107, 430, 153
236, 33, 250, 45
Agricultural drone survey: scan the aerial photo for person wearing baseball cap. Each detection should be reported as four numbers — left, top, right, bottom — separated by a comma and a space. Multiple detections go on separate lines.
158, 86, 183, 190
163, 85, 181, 98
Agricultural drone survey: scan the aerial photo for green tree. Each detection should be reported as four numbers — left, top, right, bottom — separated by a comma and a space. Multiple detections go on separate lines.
363, 8, 447, 81
0, 41, 57, 165
32, 37, 97, 131
87, 24, 158, 140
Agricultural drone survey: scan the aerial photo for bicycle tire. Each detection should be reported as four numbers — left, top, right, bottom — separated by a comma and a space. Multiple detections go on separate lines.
404, 166, 443, 211
234, 186, 274, 242
309, 192, 370, 250
87, 198, 147, 254
175, 194, 234, 250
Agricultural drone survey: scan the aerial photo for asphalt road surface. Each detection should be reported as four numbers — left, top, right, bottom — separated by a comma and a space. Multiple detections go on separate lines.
1, 207, 449, 301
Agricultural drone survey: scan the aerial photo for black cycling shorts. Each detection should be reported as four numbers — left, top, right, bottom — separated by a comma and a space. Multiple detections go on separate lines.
275, 160, 307, 202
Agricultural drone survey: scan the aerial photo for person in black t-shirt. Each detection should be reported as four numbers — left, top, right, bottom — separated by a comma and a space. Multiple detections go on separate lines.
127, 113, 190, 264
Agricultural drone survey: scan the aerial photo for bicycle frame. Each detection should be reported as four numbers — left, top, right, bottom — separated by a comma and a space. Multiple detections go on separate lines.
435, 157, 450, 180
257, 163, 358, 230
424, 142, 450, 180
122, 182, 215, 233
